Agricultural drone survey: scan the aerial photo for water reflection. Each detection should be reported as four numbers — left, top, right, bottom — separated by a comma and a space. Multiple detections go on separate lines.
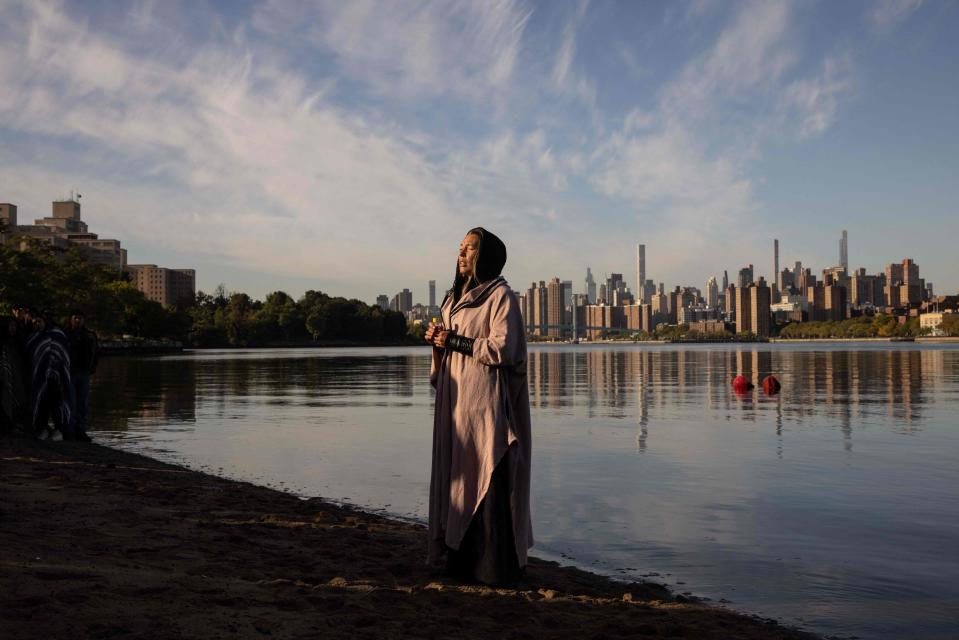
525, 347, 947, 456
95, 350, 429, 432
91, 345, 959, 640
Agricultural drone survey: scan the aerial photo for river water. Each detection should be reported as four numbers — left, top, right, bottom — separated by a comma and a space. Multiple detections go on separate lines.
91, 344, 959, 639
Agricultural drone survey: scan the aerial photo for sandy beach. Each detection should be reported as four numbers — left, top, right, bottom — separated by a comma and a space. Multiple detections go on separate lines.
0, 436, 819, 639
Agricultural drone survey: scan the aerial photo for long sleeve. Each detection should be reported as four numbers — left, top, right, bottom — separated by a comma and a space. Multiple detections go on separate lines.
472, 291, 523, 367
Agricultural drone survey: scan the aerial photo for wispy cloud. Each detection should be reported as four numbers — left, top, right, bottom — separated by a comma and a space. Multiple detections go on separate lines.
0, 0, 459, 291
868, 0, 923, 32
549, 3, 596, 110
252, 0, 533, 103
1, 0, 950, 297
578, 0, 862, 283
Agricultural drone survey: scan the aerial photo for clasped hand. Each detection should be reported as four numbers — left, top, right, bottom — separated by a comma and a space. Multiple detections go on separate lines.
424, 324, 450, 348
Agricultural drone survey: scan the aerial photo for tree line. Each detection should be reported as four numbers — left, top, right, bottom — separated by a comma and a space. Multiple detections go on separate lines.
776, 314, 933, 339
0, 240, 414, 346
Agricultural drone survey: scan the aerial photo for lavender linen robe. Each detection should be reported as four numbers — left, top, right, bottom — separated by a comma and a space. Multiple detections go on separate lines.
428, 276, 533, 565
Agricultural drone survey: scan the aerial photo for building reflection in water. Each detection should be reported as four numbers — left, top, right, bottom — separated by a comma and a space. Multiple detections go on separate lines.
525, 346, 947, 455
93, 352, 429, 434
95, 347, 947, 454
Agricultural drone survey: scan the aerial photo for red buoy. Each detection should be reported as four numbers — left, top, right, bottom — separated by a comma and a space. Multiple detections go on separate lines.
732, 375, 754, 394
762, 375, 782, 395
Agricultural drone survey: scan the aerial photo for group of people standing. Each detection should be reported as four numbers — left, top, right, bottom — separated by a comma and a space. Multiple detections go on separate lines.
0, 305, 99, 442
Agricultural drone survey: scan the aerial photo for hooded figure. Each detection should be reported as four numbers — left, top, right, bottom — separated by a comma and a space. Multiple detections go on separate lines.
25, 322, 75, 439
427, 227, 533, 586
0, 316, 29, 433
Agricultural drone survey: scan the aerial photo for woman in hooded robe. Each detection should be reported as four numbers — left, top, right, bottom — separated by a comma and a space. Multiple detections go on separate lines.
425, 227, 533, 586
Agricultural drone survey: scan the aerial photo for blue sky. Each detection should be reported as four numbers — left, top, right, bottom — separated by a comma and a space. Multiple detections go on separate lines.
1, 0, 956, 303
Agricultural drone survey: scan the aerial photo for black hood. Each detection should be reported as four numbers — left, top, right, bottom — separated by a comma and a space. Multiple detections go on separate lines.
449, 227, 508, 304
470, 227, 507, 283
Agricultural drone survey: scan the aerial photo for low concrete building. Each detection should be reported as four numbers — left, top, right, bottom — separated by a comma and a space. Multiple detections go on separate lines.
920, 311, 954, 336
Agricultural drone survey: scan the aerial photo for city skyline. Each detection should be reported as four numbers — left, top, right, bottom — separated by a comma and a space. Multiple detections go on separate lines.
1, 1, 957, 302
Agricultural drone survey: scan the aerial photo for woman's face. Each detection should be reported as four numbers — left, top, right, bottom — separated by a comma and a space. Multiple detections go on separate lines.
458, 233, 480, 278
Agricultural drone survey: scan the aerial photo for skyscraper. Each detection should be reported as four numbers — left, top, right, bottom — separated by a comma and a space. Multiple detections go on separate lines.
547, 277, 565, 338
706, 276, 719, 308
737, 264, 754, 288
737, 280, 770, 337
636, 244, 646, 303
391, 288, 413, 314
428, 280, 436, 308
840, 230, 849, 273
722, 270, 728, 291
749, 280, 771, 338
585, 267, 596, 303
527, 281, 548, 335
773, 239, 780, 302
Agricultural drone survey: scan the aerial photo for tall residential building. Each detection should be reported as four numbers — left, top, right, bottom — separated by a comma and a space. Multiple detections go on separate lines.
735, 285, 751, 334
390, 288, 413, 314
706, 276, 719, 308
726, 284, 737, 317
624, 303, 653, 334
605, 273, 625, 304
0, 203, 17, 227
737, 280, 770, 337
902, 258, 920, 286
642, 279, 656, 303
428, 280, 436, 308
797, 267, 816, 294
547, 277, 567, 338
737, 264, 754, 288
885, 261, 904, 307
822, 265, 847, 284
376, 295, 389, 311
773, 239, 780, 302
884, 259, 922, 307
585, 267, 596, 303
807, 283, 826, 321
126, 264, 196, 307
840, 230, 849, 273
666, 287, 697, 325
824, 283, 847, 321
649, 292, 669, 326
749, 280, 771, 338
636, 244, 646, 303
850, 269, 885, 308
901, 258, 922, 305
527, 281, 549, 335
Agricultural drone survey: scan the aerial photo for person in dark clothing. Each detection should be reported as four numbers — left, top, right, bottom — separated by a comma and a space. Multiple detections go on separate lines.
66, 310, 98, 442
0, 315, 29, 434
425, 228, 532, 587
26, 316, 76, 441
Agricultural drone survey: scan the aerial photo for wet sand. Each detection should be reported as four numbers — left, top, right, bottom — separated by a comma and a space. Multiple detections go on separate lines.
0, 437, 819, 639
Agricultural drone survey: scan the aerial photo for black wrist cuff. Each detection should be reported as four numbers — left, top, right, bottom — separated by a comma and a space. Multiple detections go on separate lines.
446, 333, 475, 356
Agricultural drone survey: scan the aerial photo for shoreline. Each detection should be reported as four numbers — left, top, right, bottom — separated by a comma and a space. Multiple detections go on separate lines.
0, 437, 820, 639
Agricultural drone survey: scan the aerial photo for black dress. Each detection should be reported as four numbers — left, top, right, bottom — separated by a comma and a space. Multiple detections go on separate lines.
446, 453, 523, 587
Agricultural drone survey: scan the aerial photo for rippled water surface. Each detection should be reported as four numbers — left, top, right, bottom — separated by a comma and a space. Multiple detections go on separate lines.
92, 344, 959, 639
